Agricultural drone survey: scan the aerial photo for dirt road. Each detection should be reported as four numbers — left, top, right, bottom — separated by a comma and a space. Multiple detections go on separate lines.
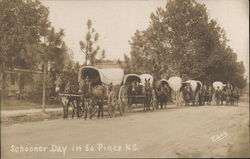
1, 99, 249, 158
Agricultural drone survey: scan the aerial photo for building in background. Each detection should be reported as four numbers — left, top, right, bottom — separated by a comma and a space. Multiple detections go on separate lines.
3, 69, 42, 98
96, 60, 122, 69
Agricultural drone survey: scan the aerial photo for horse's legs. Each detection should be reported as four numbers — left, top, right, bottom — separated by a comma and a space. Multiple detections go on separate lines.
76, 98, 80, 118
63, 103, 66, 120
143, 97, 146, 111
164, 97, 167, 108
72, 100, 76, 119
89, 100, 93, 119
66, 101, 70, 120
84, 100, 88, 120
100, 102, 104, 118
148, 98, 151, 111
97, 103, 100, 118
156, 98, 159, 109
61, 98, 66, 120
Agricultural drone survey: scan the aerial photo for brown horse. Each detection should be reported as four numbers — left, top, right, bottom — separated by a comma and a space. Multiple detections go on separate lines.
88, 84, 106, 119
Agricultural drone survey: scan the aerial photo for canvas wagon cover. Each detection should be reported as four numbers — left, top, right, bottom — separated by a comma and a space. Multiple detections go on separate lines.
168, 76, 182, 91
122, 74, 141, 84
186, 80, 198, 92
156, 79, 168, 87
213, 81, 224, 90
78, 66, 124, 85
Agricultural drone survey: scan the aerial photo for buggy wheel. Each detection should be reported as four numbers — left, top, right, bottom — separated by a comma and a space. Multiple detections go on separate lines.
118, 85, 128, 115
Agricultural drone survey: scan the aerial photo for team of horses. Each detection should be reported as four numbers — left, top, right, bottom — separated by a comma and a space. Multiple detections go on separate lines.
55, 74, 240, 120
55, 75, 107, 120
126, 79, 240, 111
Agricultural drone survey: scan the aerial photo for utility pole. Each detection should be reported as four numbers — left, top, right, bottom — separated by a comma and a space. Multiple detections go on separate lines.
42, 62, 46, 113
42, 36, 47, 113
0, 62, 3, 111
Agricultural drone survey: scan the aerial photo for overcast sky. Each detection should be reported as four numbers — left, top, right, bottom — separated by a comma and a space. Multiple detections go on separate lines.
42, 0, 249, 78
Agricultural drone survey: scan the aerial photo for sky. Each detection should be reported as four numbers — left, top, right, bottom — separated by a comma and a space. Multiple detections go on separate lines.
42, 0, 249, 79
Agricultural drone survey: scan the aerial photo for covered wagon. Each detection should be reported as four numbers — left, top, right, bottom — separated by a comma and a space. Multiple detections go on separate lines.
78, 66, 124, 118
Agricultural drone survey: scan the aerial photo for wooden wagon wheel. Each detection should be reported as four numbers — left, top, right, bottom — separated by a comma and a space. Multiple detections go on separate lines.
118, 85, 128, 114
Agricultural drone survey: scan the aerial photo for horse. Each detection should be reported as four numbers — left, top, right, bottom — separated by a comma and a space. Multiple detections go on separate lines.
195, 88, 204, 106
143, 79, 153, 111
55, 76, 82, 120
214, 87, 222, 105
127, 81, 137, 112
203, 85, 213, 105
232, 89, 240, 106
85, 81, 106, 119
182, 85, 193, 106
155, 83, 168, 109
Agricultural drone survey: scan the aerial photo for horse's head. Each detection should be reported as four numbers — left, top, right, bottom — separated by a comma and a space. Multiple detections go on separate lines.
55, 75, 63, 93
145, 79, 151, 90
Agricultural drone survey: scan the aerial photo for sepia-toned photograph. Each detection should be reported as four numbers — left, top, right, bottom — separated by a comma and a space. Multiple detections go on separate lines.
0, 0, 249, 158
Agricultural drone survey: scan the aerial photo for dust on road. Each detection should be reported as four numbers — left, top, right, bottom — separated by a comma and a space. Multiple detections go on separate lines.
1, 100, 249, 158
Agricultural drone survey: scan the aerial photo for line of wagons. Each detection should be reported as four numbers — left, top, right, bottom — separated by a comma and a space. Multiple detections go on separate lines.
56, 65, 240, 120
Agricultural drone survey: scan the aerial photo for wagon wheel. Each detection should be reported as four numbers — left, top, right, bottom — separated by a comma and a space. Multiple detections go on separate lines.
118, 85, 128, 114
108, 91, 116, 118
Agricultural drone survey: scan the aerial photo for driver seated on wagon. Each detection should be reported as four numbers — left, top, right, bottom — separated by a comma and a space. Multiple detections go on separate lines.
135, 81, 143, 95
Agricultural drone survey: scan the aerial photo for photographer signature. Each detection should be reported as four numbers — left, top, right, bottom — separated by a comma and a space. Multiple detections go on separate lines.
210, 131, 228, 142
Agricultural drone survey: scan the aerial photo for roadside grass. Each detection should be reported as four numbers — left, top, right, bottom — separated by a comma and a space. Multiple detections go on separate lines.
1, 111, 63, 126
2, 98, 60, 110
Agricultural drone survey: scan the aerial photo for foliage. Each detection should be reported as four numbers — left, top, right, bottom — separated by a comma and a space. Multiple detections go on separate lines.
0, 0, 79, 103
124, 0, 246, 88
0, 0, 50, 69
79, 19, 105, 65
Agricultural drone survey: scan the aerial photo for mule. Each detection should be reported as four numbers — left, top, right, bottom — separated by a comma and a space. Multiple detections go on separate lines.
232, 89, 240, 106
182, 85, 193, 106
55, 76, 82, 120
127, 81, 137, 112
203, 86, 213, 105
143, 79, 153, 111
155, 84, 168, 109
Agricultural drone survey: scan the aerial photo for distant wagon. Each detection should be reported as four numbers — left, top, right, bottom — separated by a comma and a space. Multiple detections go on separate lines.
118, 73, 154, 111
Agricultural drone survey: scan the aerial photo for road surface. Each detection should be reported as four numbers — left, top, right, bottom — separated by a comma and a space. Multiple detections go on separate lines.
1, 99, 249, 158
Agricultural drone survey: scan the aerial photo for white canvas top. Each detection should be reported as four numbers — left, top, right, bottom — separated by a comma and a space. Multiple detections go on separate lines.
78, 66, 124, 85
122, 74, 141, 84
168, 76, 182, 91
213, 81, 224, 90
186, 80, 198, 92
156, 79, 168, 87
